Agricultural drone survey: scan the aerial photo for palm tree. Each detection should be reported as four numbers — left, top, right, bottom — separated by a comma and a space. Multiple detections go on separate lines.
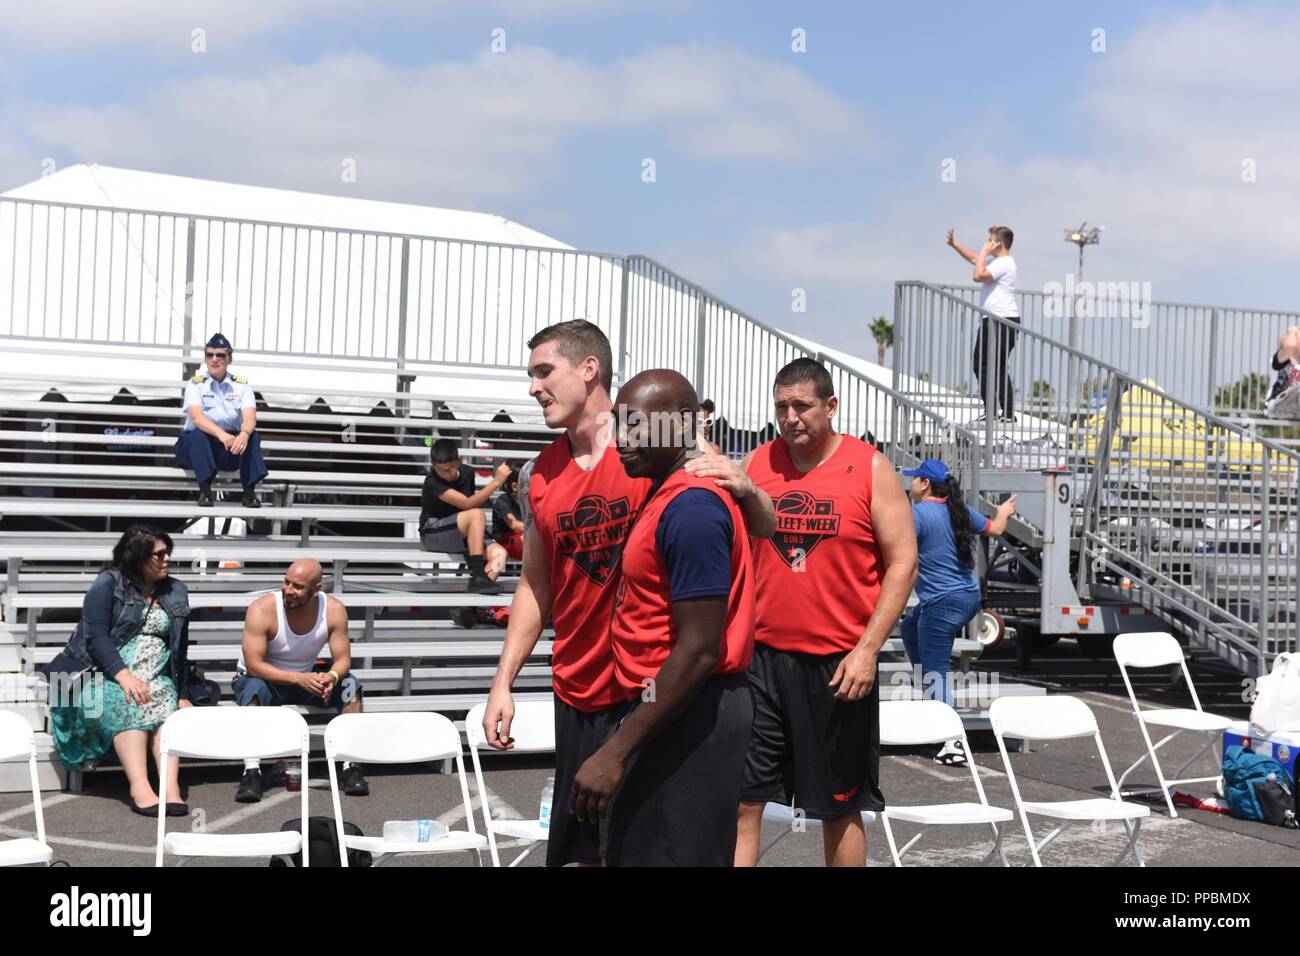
870, 315, 894, 366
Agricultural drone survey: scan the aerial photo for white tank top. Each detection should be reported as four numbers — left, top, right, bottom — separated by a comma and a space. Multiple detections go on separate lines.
238, 592, 329, 673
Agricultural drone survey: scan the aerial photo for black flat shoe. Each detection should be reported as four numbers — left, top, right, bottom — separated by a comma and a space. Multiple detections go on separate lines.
166, 802, 189, 817
235, 768, 264, 803
467, 572, 502, 595
129, 799, 159, 817
340, 763, 370, 797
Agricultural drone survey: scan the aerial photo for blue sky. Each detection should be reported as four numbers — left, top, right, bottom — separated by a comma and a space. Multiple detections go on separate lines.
2, 0, 1297, 357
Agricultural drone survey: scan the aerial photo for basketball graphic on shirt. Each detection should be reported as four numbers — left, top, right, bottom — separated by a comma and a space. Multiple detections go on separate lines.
770, 490, 841, 568
556, 494, 634, 584
776, 490, 819, 516
573, 496, 614, 529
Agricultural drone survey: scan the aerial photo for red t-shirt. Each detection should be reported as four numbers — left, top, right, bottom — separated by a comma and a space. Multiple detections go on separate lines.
528, 434, 651, 712
610, 470, 755, 695
747, 435, 883, 655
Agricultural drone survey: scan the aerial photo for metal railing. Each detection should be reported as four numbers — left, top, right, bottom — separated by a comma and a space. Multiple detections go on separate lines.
898, 281, 1300, 672
937, 282, 1300, 417
0, 194, 985, 518
0, 195, 627, 374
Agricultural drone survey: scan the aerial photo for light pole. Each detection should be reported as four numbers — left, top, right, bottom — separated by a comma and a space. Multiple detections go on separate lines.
1064, 222, 1102, 408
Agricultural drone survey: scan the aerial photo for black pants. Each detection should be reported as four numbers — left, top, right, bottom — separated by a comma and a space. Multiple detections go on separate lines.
606, 673, 754, 867
972, 316, 1020, 419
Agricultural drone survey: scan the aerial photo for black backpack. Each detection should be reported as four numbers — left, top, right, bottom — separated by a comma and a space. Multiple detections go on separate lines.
268, 816, 374, 867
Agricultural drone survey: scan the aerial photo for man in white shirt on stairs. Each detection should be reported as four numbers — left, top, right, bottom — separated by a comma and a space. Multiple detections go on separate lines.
947, 225, 1020, 423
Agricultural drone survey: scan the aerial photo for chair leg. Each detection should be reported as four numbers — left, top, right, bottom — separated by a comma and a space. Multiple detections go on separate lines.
1018, 810, 1042, 868
1130, 724, 1182, 818
1169, 731, 1221, 781
1111, 819, 1144, 867
508, 840, 544, 868
881, 815, 903, 867
1115, 751, 1150, 790
979, 823, 1009, 867
1035, 822, 1069, 859
756, 827, 790, 863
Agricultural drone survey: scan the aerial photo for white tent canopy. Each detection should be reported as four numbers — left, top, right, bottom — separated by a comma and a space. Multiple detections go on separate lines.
3, 164, 570, 250
1, 165, 912, 434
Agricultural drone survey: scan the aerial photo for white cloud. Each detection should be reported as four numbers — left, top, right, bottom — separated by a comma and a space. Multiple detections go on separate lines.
0, 0, 674, 51
14, 45, 867, 204
681, 3, 1300, 354
0, 1, 344, 50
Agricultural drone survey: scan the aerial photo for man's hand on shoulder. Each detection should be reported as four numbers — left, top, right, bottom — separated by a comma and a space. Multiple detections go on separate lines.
684, 452, 755, 499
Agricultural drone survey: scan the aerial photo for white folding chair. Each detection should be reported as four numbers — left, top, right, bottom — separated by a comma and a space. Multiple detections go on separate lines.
324, 712, 488, 867
757, 804, 878, 862
990, 696, 1150, 867
0, 710, 53, 866
466, 700, 554, 867
1113, 632, 1233, 817
879, 699, 1013, 866
156, 707, 309, 867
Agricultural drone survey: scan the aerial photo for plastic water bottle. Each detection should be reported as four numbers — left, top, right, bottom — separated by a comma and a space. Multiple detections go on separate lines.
539, 776, 555, 830
383, 819, 447, 843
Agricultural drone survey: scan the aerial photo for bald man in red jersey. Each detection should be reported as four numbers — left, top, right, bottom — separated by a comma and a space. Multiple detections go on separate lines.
571, 370, 757, 866
482, 321, 774, 867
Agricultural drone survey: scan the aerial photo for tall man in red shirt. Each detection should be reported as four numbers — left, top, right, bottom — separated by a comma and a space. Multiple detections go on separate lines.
570, 369, 756, 866
482, 320, 773, 867
716, 357, 917, 867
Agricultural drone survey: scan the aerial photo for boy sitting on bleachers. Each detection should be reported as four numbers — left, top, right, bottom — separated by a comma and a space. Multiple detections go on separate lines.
420, 438, 512, 594
483, 467, 526, 626
490, 467, 525, 571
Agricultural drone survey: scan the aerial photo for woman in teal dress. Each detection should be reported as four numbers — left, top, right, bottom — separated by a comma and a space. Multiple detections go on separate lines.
44, 525, 199, 816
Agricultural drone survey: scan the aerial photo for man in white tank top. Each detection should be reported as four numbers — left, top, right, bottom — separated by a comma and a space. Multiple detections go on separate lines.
232, 559, 368, 802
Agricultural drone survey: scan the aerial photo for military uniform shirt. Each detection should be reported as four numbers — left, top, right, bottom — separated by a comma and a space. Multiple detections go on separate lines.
182, 373, 255, 433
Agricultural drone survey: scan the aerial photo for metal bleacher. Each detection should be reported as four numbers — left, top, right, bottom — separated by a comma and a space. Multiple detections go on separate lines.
894, 281, 1300, 675
0, 249, 564, 787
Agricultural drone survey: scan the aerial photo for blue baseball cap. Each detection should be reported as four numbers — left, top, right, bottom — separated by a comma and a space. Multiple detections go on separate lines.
902, 459, 950, 483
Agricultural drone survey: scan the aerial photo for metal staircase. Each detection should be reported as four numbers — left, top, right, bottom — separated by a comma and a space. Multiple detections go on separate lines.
894, 281, 1298, 675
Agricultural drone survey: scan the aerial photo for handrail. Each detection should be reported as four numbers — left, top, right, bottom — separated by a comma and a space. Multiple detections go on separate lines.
936, 282, 1300, 325
930, 281, 1300, 415
903, 280, 1300, 459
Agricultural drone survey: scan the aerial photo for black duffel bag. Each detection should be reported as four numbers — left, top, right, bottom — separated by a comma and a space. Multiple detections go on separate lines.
268, 816, 373, 867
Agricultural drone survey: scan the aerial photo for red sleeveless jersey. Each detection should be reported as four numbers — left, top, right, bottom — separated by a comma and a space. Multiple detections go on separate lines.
528, 434, 651, 712
747, 435, 883, 655
610, 470, 755, 695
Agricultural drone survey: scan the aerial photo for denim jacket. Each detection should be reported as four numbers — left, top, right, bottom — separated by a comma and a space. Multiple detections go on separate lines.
43, 569, 201, 701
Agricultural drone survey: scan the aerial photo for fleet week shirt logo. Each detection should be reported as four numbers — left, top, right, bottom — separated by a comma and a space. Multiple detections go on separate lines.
770, 489, 841, 567
555, 494, 634, 584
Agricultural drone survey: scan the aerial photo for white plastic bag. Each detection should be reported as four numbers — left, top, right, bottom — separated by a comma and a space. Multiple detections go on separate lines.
1250, 653, 1300, 734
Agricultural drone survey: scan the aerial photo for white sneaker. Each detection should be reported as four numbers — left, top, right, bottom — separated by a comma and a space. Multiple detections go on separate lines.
934, 738, 968, 766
